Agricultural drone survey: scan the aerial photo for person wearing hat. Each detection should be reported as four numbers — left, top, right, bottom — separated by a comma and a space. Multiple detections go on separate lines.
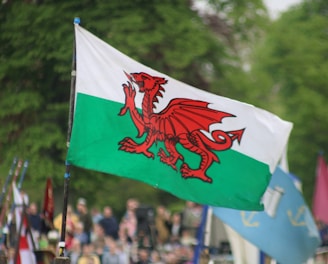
76, 198, 93, 244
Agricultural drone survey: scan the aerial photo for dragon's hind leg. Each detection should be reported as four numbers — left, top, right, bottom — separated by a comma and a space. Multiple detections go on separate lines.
179, 133, 218, 183
158, 139, 183, 170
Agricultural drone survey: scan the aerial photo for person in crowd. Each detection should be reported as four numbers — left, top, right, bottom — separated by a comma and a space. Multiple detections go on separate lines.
76, 198, 93, 244
68, 238, 82, 264
65, 222, 75, 251
91, 207, 103, 225
317, 220, 328, 246
175, 245, 194, 264
136, 248, 151, 264
154, 205, 170, 246
93, 238, 105, 264
98, 206, 119, 240
119, 198, 139, 243
180, 229, 197, 247
167, 212, 184, 244
137, 229, 152, 250
78, 243, 100, 264
102, 236, 129, 264
74, 221, 89, 245
150, 250, 164, 264
6, 247, 15, 264
27, 202, 42, 242
54, 204, 79, 233
91, 222, 106, 246
181, 201, 202, 238
54, 204, 78, 251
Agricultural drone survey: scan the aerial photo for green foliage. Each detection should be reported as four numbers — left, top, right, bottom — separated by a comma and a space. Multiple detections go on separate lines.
208, 0, 269, 41
248, 0, 328, 205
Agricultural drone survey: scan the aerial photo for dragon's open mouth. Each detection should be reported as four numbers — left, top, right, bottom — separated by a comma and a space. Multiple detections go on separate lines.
124, 71, 145, 91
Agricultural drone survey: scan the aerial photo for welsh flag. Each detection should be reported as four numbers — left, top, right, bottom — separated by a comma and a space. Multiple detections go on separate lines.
67, 24, 293, 210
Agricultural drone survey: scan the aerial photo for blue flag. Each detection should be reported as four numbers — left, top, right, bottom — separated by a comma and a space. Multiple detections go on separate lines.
212, 166, 321, 264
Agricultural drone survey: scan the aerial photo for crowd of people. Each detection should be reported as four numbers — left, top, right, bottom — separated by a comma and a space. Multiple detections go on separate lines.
3, 197, 206, 264
3, 193, 328, 264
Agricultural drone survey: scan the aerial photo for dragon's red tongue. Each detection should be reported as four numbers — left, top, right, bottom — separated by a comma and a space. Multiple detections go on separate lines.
124, 71, 133, 81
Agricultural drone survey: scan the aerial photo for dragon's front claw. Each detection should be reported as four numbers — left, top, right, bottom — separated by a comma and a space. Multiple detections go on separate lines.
118, 137, 138, 153
157, 148, 166, 159
119, 82, 136, 116
119, 105, 128, 116
119, 138, 155, 159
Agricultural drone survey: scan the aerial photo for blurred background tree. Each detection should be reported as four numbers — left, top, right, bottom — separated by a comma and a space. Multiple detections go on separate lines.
0, 0, 327, 216
246, 0, 328, 204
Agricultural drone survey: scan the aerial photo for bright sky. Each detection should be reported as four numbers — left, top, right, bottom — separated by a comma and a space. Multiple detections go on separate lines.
264, 0, 302, 19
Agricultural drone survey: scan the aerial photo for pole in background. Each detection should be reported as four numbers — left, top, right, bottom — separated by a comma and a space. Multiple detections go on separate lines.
0, 157, 17, 208
193, 205, 209, 264
0, 157, 17, 261
0, 160, 23, 228
17, 160, 29, 190
0, 160, 29, 249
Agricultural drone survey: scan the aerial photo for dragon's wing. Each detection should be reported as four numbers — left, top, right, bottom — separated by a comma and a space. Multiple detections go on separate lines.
150, 98, 234, 137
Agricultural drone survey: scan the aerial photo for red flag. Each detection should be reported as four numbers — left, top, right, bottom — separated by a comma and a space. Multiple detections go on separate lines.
312, 154, 328, 224
17, 215, 37, 264
42, 178, 54, 229
13, 182, 36, 264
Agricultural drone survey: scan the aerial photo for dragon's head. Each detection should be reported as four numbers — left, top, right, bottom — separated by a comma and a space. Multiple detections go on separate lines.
125, 72, 167, 94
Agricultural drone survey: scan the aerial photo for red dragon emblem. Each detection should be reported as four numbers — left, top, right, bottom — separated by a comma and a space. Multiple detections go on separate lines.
119, 72, 245, 183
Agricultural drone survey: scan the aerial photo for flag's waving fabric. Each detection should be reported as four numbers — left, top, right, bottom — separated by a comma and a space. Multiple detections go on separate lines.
212, 167, 321, 264
67, 24, 293, 210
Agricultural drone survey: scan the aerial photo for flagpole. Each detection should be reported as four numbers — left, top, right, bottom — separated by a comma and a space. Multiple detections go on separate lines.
55, 17, 79, 264
193, 205, 209, 264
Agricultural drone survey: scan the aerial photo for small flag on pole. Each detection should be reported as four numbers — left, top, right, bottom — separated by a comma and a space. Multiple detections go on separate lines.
67, 24, 293, 210
312, 153, 328, 225
212, 166, 321, 264
41, 178, 54, 233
